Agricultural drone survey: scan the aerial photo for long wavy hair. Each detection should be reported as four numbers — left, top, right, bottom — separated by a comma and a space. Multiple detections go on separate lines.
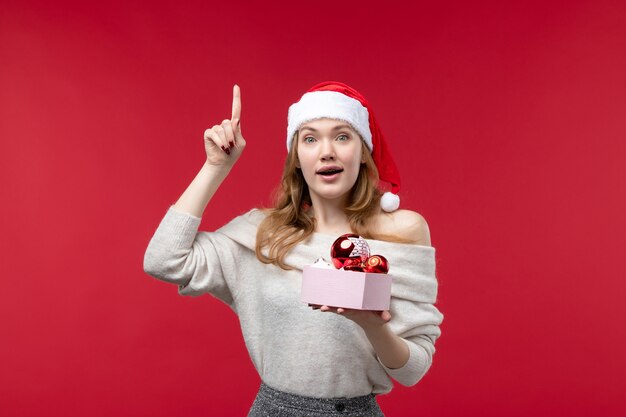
255, 130, 414, 270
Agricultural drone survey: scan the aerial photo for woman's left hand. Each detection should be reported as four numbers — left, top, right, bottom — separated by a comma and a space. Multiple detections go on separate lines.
309, 304, 392, 330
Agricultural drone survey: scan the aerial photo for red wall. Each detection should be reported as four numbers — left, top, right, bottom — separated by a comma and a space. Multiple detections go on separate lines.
1, 1, 625, 415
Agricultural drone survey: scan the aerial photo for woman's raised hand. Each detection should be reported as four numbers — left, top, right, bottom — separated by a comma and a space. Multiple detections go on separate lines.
204, 84, 246, 167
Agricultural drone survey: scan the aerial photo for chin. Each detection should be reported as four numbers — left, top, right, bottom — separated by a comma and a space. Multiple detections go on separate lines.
310, 190, 351, 202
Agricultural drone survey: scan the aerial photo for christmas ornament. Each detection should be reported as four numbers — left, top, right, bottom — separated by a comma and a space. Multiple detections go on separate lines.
330, 234, 370, 269
312, 257, 335, 269
364, 255, 389, 274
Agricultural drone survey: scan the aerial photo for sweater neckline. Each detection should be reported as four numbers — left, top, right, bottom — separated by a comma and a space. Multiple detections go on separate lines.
249, 207, 435, 250
306, 229, 436, 252
221, 208, 436, 254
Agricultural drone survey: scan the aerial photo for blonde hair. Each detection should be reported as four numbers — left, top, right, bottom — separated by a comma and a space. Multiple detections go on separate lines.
255, 130, 413, 270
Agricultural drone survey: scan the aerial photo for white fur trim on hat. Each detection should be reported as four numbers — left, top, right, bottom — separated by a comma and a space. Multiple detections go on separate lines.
286, 91, 372, 152
380, 192, 400, 212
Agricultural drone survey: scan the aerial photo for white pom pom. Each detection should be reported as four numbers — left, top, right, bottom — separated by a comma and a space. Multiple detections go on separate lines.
380, 192, 400, 212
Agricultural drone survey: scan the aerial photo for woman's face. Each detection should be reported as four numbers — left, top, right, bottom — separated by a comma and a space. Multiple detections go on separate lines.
296, 118, 365, 206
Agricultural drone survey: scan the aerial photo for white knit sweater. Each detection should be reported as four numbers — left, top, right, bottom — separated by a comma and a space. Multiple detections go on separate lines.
143, 205, 443, 398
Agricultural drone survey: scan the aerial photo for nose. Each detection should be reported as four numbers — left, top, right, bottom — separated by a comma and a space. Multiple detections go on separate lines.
320, 139, 336, 161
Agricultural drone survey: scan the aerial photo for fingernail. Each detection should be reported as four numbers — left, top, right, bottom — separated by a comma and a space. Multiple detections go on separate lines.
225, 148, 230, 155
229, 141, 234, 148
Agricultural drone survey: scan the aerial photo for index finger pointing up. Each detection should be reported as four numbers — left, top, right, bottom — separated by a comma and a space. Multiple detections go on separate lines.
232, 84, 241, 121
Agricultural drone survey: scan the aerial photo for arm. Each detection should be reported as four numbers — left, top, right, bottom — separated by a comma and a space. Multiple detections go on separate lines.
143, 85, 246, 302
172, 162, 231, 218
318, 209, 441, 385
362, 322, 409, 369
368, 304, 441, 387
371, 209, 438, 383
173, 84, 245, 218
143, 206, 236, 303
327, 303, 439, 387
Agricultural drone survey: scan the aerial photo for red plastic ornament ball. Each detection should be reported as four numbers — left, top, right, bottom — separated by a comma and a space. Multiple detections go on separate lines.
343, 258, 365, 272
330, 233, 370, 270
364, 255, 389, 274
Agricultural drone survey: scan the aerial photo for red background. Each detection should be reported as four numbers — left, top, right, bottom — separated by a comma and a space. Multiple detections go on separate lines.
1, 0, 625, 415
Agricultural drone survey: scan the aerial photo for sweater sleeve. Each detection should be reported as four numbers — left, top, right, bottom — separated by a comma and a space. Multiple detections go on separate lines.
143, 205, 237, 306
371, 244, 443, 387
376, 299, 442, 386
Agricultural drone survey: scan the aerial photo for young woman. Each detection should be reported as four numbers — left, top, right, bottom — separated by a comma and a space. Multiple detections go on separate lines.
144, 81, 443, 417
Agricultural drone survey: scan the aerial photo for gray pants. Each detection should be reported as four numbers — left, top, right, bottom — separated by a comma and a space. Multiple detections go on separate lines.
248, 382, 385, 417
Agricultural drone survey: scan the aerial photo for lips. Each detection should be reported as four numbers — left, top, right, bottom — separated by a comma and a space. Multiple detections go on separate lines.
316, 166, 344, 176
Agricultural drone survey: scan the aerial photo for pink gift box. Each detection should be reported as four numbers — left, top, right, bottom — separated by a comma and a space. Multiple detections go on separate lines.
301, 265, 393, 310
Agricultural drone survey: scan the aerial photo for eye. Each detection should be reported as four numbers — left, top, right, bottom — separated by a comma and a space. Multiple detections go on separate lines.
337, 134, 349, 141
303, 136, 316, 144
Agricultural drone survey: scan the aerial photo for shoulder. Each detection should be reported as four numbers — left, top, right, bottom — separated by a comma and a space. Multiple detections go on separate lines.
377, 209, 432, 246
241, 207, 268, 224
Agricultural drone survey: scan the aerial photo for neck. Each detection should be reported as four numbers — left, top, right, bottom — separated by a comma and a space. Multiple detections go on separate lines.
308, 195, 353, 235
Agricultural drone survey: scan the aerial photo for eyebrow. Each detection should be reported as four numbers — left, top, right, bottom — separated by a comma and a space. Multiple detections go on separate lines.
300, 124, 352, 133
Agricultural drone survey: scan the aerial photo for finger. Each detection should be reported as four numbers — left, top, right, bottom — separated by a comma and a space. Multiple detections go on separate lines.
231, 84, 241, 121
207, 131, 228, 155
381, 310, 392, 322
221, 119, 235, 148
213, 125, 230, 155
233, 117, 242, 139
204, 128, 214, 142
205, 128, 222, 149
321, 305, 341, 313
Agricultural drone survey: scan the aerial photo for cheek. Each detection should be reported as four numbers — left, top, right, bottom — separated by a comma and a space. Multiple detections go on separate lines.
295, 149, 305, 167
346, 151, 363, 171
297, 153, 316, 176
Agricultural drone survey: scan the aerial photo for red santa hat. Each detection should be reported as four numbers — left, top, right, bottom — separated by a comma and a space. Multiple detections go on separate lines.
287, 81, 401, 212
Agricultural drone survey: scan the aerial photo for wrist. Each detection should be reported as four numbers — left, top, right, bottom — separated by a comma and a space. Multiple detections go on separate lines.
203, 160, 232, 177
362, 321, 389, 338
